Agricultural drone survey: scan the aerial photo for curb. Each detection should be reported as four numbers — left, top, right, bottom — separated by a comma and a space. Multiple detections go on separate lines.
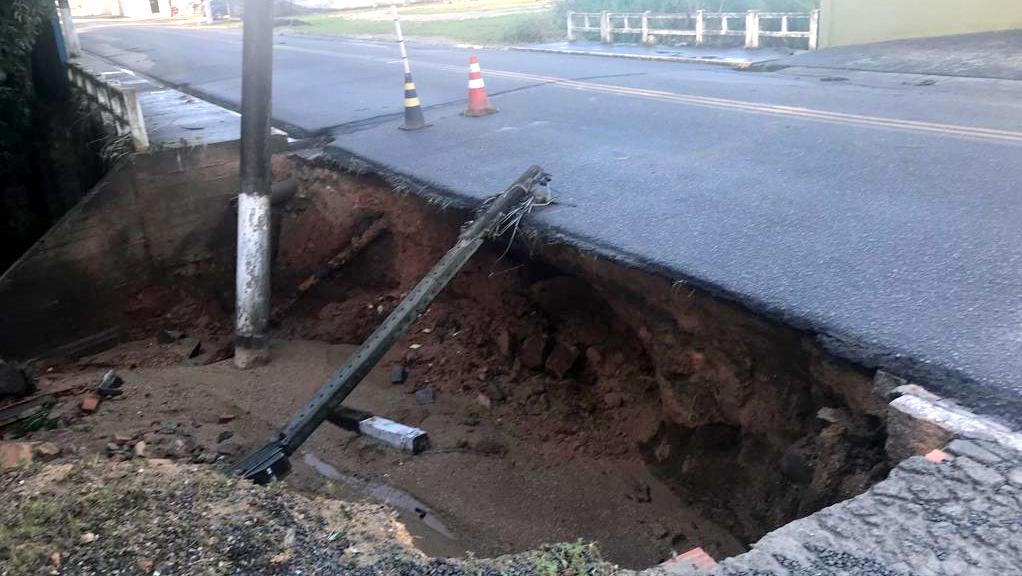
508, 45, 754, 69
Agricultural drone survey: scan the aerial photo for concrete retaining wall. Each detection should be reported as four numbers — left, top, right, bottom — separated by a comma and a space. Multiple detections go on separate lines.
0, 142, 241, 359
820, 0, 1022, 48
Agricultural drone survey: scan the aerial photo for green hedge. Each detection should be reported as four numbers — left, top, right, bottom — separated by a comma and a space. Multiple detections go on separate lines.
0, 0, 51, 165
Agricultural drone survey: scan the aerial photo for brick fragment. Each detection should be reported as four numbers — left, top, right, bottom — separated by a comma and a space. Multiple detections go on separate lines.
80, 393, 101, 413
0, 442, 34, 469
925, 449, 952, 463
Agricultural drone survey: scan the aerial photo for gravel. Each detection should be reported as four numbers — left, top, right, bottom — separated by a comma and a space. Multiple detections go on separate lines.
0, 459, 621, 576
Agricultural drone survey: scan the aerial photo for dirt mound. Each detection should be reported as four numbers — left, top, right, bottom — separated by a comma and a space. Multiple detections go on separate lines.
0, 459, 617, 576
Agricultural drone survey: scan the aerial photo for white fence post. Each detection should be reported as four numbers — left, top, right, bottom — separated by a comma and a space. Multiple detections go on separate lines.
641, 11, 650, 44
122, 88, 150, 152
721, 14, 729, 35
809, 8, 820, 50
781, 15, 789, 34
600, 11, 613, 43
567, 11, 575, 41
744, 10, 760, 48
695, 10, 705, 44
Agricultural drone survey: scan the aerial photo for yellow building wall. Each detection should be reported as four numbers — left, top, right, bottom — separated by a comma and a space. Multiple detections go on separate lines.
820, 0, 1022, 48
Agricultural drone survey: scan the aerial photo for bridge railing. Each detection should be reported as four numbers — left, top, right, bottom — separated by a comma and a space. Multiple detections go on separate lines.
68, 62, 149, 152
566, 9, 820, 50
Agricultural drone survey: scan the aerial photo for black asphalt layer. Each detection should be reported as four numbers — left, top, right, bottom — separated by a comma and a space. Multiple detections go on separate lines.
770, 30, 1022, 81
80, 24, 1022, 427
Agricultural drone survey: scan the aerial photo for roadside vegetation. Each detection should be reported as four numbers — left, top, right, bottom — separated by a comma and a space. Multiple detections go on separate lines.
279, 0, 817, 45
281, 9, 561, 44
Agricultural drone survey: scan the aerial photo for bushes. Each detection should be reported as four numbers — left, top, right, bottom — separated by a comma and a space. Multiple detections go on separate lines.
498, 13, 564, 43
0, 0, 51, 165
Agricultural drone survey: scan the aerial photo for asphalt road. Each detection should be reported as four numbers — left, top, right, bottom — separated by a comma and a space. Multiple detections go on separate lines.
80, 23, 1022, 427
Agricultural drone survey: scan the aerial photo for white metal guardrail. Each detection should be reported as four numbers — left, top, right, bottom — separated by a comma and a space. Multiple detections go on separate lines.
67, 62, 149, 152
567, 9, 820, 50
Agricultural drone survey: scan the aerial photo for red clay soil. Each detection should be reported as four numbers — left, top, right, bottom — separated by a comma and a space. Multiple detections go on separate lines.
4, 158, 891, 569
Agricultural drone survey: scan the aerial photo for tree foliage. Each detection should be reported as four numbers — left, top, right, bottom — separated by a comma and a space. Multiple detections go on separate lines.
0, 0, 51, 165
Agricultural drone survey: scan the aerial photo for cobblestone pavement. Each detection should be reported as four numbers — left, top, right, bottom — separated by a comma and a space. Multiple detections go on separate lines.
716, 437, 1022, 576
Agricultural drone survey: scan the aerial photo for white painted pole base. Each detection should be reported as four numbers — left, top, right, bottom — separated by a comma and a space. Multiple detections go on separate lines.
234, 192, 272, 369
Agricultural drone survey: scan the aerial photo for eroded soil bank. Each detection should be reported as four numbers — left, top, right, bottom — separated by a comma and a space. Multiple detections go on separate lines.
4, 155, 892, 570
269, 159, 892, 551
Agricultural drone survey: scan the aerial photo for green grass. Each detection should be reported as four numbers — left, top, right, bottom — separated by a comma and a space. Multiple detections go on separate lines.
399, 0, 548, 16
533, 540, 601, 576
284, 10, 562, 45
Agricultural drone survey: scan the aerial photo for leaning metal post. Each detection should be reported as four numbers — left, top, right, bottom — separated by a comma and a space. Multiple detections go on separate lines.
235, 0, 275, 369
237, 166, 551, 483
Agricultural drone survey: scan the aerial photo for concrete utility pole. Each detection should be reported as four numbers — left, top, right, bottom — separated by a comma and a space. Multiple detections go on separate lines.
56, 0, 81, 56
203, 0, 215, 23
234, 0, 274, 369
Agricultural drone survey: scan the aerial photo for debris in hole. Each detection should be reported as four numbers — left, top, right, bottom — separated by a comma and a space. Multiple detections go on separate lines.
80, 393, 101, 413
545, 341, 579, 378
184, 339, 203, 359
627, 480, 652, 503
217, 442, 240, 456
96, 369, 125, 398
34, 442, 61, 460
603, 392, 626, 408
218, 414, 235, 424
473, 436, 507, 457
816, 406, 847, 424
414, 387, 436, 405
495, 328, 516, 358
327, 406, 429, 454
390, 364, 408, 384
358, 417, 429, 454
0, 360, 32, 398
485, 380, 507, 404
519, 334, 548, 369
661, 547, 718, 574
217, 430, 234, 443
0, 441, 34, 468
157, 329, 185, 344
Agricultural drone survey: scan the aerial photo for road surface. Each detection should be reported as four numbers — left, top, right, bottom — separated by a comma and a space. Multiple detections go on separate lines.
80, 23, 1022, 427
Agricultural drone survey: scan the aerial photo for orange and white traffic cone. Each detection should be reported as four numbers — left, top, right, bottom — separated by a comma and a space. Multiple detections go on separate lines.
462, 55, 497, 117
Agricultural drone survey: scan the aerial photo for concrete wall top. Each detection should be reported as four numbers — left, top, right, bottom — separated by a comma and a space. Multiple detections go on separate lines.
820, 0, 1022, 48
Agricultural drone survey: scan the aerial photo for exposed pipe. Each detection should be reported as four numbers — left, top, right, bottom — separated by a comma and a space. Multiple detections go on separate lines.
234, 0, 275, 369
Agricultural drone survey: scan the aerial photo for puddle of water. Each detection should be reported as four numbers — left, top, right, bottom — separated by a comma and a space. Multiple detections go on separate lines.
303, 452, 457, 541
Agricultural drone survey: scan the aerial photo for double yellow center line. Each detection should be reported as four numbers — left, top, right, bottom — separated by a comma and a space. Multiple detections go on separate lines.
429, 63, 1022, 144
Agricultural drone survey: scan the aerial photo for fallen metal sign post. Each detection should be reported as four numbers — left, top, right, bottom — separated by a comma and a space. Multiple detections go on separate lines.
328, 405, 429, 455
237, 166, 551, 483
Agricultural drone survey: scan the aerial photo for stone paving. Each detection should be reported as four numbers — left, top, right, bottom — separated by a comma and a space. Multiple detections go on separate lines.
715, 435, 1022, 575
